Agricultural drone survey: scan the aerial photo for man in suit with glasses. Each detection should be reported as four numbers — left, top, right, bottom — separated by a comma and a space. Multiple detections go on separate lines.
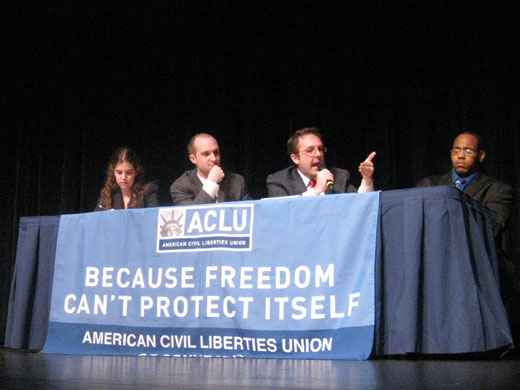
417, 131, 513, 233
418, 131, 517, 349
266, 127, 376, 197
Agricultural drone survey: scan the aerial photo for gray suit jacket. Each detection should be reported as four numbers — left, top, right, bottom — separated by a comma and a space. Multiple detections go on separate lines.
170, 169, 248, 205
266, 166, 357, 197
417, 171, 514, 232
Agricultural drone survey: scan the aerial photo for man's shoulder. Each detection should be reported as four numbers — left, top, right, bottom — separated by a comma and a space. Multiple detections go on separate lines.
221, 171, 247, 199
225, 170, 245, 180
223, 171, 246, 191
477, 173, 513, 193
267, 166, 292, 177
329, 167, 349, 178
171, 169, 197, 187
266, 166, 299, 182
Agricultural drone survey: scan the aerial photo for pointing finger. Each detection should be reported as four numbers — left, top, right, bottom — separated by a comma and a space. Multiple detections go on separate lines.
364, 151, 377, 163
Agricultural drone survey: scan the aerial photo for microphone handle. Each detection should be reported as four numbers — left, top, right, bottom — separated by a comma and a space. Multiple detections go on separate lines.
326, 180, 334, 191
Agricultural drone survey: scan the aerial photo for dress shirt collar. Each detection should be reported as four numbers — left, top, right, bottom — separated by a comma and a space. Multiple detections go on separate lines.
297, 169, 313, 187
451, 169, 479, 191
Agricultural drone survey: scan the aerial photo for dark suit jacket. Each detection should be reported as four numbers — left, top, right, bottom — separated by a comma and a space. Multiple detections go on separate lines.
170, 169, 248, 205
417, 171, 514, 233
95, 181, 159, 211
266, 166, 357, 197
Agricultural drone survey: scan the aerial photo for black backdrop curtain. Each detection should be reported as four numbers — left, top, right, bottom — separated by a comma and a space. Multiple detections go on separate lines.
2, 3, 520, 344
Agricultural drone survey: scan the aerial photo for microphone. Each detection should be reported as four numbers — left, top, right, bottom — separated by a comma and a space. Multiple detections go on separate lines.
326, 180, 334, 191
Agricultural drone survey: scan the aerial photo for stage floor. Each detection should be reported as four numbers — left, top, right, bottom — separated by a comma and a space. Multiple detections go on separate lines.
1, 348, 520, 389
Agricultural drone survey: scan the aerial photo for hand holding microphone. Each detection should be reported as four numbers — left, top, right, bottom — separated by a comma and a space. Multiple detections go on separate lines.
315, 169, 335, 193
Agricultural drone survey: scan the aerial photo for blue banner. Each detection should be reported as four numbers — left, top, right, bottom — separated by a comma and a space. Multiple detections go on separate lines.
43, 192, 380, 359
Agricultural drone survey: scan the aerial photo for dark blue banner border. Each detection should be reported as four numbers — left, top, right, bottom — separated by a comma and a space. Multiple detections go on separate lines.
43, 321, 374, 360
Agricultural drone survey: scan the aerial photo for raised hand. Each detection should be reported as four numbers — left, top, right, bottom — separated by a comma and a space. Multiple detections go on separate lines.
358, 151, 376, 181
207, 165, 225, 184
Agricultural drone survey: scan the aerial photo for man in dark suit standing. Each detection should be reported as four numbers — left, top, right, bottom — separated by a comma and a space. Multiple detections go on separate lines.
417, 131, 513, 233
170, 133, 248, 205
266, 127, 376, 197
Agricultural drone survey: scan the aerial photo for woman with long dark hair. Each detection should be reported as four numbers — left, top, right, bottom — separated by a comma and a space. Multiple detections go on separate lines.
95, 147, 159, 210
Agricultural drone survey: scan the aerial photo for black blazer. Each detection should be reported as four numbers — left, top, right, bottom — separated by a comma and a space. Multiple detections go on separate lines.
266, 166, 357, 197
170, 169, 248, 205
417, 171, 514, 232
95, 181, 159, 211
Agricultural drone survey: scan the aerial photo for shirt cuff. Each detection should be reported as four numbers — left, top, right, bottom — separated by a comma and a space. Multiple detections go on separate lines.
202, 180, 219, 199
302, 188, 325, 196
357, 180, 374, 193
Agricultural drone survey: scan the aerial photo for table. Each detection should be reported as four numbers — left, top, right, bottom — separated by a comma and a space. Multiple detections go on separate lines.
3, 186, 513, 356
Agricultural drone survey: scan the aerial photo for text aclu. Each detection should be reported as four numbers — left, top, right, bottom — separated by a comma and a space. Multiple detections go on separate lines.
186, 208, 249, 234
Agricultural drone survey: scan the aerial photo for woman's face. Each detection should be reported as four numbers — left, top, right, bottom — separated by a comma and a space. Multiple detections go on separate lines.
114, 161, 136, 192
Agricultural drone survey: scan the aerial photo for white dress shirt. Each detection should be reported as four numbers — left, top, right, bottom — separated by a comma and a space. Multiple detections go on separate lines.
198, 173, 220, 199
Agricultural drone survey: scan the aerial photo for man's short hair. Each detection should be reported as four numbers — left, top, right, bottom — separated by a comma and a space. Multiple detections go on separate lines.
187, 132, 216, 156
287, 127, 323, 156
454, 130, 484, 151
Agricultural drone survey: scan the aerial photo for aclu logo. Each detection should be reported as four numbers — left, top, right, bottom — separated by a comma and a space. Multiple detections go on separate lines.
156, 204, 254, 252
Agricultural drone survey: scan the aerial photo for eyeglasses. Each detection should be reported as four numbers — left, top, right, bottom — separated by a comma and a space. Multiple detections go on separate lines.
300, 146, 327, 156
450, 147, 477, 157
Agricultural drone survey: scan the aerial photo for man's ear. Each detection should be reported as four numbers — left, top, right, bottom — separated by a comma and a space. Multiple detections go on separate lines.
478, 150, 486, 163
290, 153, 299, 165
189, 153, 197, 165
